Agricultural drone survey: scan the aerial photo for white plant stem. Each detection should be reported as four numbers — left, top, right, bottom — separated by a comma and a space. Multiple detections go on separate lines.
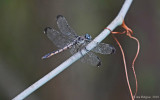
12, 0, 133, 100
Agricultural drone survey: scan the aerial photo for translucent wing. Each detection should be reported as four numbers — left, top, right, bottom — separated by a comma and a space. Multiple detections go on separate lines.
92, 43, 116, 54
44, 27, 73, 48
70, 45, 101, 67
80, 52, 101, 67
69, 45, 77, 55
56, 15, 77, 37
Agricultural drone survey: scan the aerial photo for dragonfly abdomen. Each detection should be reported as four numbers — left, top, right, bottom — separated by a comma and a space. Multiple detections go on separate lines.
42, 43, 74, 59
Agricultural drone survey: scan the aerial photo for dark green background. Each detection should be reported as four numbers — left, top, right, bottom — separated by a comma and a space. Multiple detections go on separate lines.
0, 0, 160, 100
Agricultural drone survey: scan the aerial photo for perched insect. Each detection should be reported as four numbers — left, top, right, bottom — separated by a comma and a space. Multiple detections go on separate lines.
42, 15, 115, 67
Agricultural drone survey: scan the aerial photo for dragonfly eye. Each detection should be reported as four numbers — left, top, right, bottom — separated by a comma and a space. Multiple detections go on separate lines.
85, 34, 92, 40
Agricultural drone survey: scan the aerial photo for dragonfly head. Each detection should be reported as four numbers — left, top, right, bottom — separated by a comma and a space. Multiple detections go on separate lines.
85, 34, 92, 40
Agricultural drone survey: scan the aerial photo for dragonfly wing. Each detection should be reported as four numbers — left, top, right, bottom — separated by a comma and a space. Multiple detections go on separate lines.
81, 52, 101, 67
91, 43, 116, 54
56, 15, 77, 37
44, 27, 72, 48
69, 42, 101, 67
70, 45, 77, 54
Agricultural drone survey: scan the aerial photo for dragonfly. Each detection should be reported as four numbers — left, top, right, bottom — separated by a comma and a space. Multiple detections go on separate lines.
42, 15, 116, 67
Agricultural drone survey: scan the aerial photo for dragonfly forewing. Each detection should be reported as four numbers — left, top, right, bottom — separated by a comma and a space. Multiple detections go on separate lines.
91, 43, 116, 54
57, 15, 77, 38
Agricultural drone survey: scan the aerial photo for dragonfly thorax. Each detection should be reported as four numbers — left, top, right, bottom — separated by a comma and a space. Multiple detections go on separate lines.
76, 36, 85, 45
76, 34, 91, 45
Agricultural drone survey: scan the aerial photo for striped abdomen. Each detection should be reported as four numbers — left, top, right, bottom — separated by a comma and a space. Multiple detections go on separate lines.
42, 42, 74, 59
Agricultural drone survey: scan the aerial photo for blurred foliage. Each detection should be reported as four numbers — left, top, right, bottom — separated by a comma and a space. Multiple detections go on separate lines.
0, 0, 160, 100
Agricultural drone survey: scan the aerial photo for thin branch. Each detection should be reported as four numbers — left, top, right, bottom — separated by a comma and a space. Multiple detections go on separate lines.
12, 0, 133, 100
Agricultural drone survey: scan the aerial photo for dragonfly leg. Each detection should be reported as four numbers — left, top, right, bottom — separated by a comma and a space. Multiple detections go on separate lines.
77, 47, 84, 56
74, 44, 88, 56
